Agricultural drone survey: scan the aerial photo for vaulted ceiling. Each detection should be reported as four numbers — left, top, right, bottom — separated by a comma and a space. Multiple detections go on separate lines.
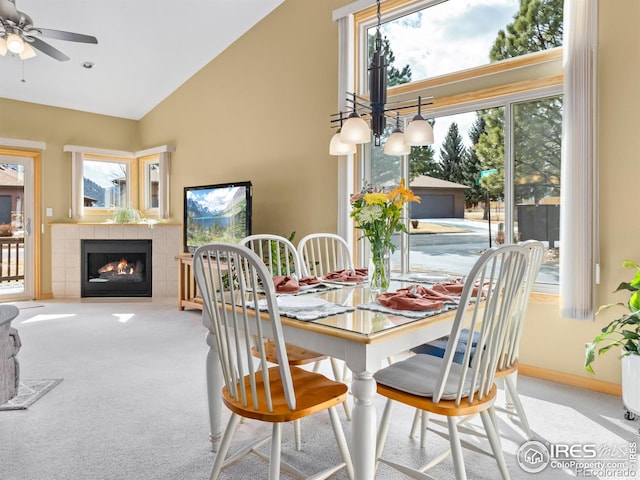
0, 0, 284, 119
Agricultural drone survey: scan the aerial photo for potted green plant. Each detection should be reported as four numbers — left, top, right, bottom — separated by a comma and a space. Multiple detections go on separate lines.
585, 260, 640, 419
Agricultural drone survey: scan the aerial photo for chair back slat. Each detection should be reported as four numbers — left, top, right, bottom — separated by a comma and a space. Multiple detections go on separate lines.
434, 244, 529, 406
194, 243, 296, 413
240, 234, 301, 277
498, 240, 545, 370
297, 233, 354, 277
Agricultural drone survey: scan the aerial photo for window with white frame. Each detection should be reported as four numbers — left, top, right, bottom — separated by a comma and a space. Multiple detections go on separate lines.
351, 0, 564, 289
82, 154, 135, 212
65, 145, 173, 220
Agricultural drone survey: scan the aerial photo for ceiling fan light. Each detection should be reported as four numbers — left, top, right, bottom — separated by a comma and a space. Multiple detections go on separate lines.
340, 113, 371, 144
404, 116, 434, 146
329, 129, 357, 156
0, 37, 7, 56
6, 33, 24, 54
19, 42, 36, 60
383, 129, 411, 156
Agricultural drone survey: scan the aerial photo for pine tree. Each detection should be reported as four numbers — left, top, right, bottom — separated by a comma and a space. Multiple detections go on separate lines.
474, 0, 563, 206
460, 116, 485, 208
491, 0, 563, 61
438, 122, 465, 184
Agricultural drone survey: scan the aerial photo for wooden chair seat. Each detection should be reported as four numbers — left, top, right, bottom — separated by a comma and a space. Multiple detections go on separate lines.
251, 339, 327, 366
494, 360, 518, 378
223, 366, 348, 422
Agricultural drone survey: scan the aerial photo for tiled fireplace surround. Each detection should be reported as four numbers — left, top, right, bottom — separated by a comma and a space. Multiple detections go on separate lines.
51, 224, 180, 298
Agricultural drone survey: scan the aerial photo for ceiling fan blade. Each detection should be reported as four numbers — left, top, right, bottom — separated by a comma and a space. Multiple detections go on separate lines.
29, 36, 69, 61
0, 0, 19, 23
35, 28, 97, 44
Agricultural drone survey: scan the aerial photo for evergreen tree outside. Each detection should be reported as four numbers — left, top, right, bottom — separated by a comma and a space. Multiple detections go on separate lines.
491, 0, 563, 60
460, 116, 486, 208
409, 143, 439, 182
474, 0, 563, 210
438, 122, 466, 185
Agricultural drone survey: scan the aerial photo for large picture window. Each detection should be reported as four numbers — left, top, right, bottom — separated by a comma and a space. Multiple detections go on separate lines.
351, 0, 564, 289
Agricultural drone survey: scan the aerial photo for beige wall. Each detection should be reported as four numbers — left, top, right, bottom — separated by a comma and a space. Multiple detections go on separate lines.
0, 0, 636, 386
0, 98, 138, 294
139, 0, 345, 241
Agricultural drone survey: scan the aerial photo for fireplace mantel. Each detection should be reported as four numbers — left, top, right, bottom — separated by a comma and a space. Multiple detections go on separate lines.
51, 223, 180, 298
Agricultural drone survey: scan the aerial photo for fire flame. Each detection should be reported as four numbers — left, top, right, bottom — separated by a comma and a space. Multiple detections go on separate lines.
98, 258, 134, 275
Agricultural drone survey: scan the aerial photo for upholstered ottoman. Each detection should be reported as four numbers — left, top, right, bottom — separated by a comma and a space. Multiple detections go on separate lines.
0, 305, 20, 405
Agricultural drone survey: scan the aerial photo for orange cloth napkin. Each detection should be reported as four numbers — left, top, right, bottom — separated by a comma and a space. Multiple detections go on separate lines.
272, 276, 299, 293
323, 268, 368, 283
377, 285, 456, 311
272, 275, 320, 293
433, 279, 486, 297
432, 279, 465, 296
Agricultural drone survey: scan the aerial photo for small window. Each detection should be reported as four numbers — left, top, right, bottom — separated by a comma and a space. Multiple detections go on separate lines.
139, 155, 160, 213
82, 154, 135, 213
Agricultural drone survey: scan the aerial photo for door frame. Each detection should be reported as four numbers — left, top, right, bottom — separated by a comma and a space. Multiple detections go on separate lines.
0, 148, 41, 300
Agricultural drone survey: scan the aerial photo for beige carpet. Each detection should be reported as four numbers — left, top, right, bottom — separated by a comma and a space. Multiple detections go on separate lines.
0, 299, 637, 479
0, 379, 62, 410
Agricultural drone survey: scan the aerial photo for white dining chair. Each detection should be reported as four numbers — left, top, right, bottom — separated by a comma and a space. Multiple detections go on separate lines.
193, 242, 354, 480
374, 243, 529, 479
409, 240, 545, 444
240, 234, 302, 278
297, 233, 355, 278
239, 234, 351, 445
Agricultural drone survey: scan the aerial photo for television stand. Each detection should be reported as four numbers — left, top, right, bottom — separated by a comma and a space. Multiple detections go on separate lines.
176, 254, 202, 310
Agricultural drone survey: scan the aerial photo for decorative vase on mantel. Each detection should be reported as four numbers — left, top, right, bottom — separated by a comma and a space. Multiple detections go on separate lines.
369, 245, 390, 294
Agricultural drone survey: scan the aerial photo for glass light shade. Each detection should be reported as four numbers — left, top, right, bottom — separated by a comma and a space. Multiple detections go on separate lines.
6, 33, 24, 54
19, 42, 36, 60
0, 37, 7, 56
329, 130, 357, 155
404, 116, 434, 146
340, 113, 371, 144
383, 129, 410, 156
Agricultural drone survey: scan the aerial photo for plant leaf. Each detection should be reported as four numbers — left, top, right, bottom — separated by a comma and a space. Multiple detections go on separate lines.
631, 291, 640, 312
622, 260, 640, 270
584, 342, 596, 374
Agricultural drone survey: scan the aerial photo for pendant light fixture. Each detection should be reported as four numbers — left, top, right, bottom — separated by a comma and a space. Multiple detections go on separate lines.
329, 112, 357, 155
404, 96, 434, 146
383, 114, 411, 156
330, 0, 435, 156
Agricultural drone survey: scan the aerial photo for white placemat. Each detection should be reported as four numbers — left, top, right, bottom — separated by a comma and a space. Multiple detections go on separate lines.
250, 296, 355, 321
357, 301, 458, 319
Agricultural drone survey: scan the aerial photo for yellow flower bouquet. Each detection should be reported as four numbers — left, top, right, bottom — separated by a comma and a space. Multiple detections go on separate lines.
350, 179, 420, 292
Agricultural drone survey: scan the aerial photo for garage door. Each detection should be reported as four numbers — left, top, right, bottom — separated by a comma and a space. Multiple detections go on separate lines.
411, 194, 455, 218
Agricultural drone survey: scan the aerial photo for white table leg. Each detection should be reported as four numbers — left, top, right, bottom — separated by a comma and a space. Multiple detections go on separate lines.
205, 331, 223, 452
351, 370, 377, 480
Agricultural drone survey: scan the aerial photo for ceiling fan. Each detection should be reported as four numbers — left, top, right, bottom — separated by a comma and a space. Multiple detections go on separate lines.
0, 0, 97, 61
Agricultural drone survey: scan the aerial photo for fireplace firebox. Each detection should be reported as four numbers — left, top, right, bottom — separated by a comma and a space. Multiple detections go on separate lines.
81, 239, 152, 297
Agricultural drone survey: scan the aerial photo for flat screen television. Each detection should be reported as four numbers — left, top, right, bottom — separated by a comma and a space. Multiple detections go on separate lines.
183, 181, 252, 254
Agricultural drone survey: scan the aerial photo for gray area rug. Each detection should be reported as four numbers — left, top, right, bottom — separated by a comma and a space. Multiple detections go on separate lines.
0, 379, 62, 410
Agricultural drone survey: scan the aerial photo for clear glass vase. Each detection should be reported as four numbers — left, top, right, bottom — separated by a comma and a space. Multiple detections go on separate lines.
369, 245, 390, 294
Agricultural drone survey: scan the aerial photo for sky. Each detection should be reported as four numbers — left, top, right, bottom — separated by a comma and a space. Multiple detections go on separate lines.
188, 186, 240, 214
378, 0, 519, 149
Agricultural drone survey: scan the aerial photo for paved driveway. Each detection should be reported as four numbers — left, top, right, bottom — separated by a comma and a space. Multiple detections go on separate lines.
391, 218, 559, 286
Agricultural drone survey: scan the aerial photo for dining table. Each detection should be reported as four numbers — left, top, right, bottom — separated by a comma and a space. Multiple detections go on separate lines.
201, 277, 461, 480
